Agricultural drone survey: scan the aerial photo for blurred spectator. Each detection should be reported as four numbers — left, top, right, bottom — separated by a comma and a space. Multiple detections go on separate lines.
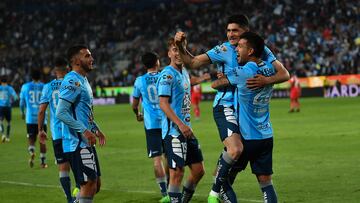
0, 0, 358, 91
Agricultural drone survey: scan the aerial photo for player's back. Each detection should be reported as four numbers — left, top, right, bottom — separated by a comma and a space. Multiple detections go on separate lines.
235, 61, 275, 140
134, 72, 162, 129
0, 85, 16, 107
20, 81, 44, 124
40, 79, 62, 140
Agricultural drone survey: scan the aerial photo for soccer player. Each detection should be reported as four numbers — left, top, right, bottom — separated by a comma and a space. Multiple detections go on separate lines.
132, 52, 170, 203
157, 38, 205, 203
0, 75, 17, 142
20, 69, 47, 168
289, 73, 301, 113
191, 84, 202, 120
38, 57, 77, 203
174, 14, 289, 202
56, 45, 106, 203
211, 31, 278, 203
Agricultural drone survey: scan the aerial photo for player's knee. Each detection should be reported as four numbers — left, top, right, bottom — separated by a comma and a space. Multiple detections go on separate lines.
257, 175, 272, 185
96, 179, 101, 193
227, 145, 243, 160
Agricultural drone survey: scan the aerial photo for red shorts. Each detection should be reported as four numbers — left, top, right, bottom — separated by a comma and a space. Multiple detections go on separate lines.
191, 94, 201, 105
290, 88, 300, 99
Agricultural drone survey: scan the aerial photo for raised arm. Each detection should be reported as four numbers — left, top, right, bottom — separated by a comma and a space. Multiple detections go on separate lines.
159, 96, 193, 138
175, 31, 211, 69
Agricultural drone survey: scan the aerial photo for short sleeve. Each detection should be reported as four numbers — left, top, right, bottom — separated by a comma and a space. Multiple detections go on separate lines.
206, 44, 226, 64
262, 46, 277, 64
132, 77, 142, 99
39, 84, 50, 104
157, 71, 174, 97
59, 76, 81, 103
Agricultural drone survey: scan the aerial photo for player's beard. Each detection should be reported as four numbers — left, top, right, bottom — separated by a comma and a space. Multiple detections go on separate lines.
81, 60, 94, 73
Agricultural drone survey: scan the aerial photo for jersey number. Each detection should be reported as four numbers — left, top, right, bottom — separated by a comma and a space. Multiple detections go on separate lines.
52, 90, 60, 108
29, 91, 42, 103
147, 85, 158, 103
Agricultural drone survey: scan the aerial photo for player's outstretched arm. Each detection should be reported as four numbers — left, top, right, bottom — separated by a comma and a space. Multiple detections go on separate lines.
132, 97, 143, 122
175, 31, 211, 69
159, 96, 193, 138
211, 77, 230, 90
190, 73, 211, 86
37, 103, 48, 144
246, 60, 289, 90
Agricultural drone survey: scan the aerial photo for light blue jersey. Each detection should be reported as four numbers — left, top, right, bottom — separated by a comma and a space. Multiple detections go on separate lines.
207, 43, 277, 108
58, 71, 96, 153
132, 72, 162, 129
20, 81, 46, 124
39, 79, 63, 140
157, 65, 191, 139
227, 61, 275, 140
0, 85, 17, 107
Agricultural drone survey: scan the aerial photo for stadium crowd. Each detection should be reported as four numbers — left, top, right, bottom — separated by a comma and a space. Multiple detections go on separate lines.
0, 0, 359, 91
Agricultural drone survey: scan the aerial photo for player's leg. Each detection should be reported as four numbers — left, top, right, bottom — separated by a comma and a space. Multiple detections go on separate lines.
210, 106, 242, 202
164, 134, 186, 203
182, 138, 205, 203
219, 169, 238, 203
0, 107, 5, 142
5, 107, 12, 141
146, 129, 168, 201
53, 139, 74, 203
72, 146, 100, 203
295, 97, 300, 112
251, 137, 277, 203
39, 124, 47, 168
192, 96, 200, 120
27, 124, 36, 168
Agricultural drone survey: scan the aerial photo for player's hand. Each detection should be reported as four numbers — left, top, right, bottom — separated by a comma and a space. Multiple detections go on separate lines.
83, 130, 96, 146
174, 31, 187, 48
178, 123, 194, 138
246, 74, 270, 90
136, 113, 144, 122
202, 73, 211, 81
95, 130, 106, 146
217, 72, 225, 79
38, 130, 48, 144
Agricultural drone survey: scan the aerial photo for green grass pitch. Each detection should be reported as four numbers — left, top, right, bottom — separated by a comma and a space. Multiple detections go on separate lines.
0, 97, 359, 202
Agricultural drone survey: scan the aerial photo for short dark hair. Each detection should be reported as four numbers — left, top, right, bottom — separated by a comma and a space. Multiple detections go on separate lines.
227, 14, 249, 29
54, 57, 68, 71
239, 31, 265, 58
141, 52, 159, 69
67, 45, 88, 65
0, 75, 7, 83
31, 69, 42, 81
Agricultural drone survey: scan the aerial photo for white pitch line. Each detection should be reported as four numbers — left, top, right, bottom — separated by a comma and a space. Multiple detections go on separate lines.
0, 180, 262, 202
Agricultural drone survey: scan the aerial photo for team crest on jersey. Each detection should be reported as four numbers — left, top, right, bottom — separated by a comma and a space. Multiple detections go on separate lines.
221, 45, 227, 52
75, 81, 80, 87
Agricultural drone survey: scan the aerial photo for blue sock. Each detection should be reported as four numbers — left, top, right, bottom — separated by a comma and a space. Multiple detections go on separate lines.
156, 177, 168, 197
182, 181, 196, 203
6, 124, 10, 138
220, 180, 237, 203
212, 152, 235, 193
261, 182, 278, 203
60, 172, 73, 202
168, 185, 182, 203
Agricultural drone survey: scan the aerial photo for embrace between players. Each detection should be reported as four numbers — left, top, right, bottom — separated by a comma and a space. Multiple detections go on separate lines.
132, 14, 290, 203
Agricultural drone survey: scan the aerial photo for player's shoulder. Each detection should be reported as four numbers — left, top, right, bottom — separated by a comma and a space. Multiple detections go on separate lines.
63, 71, 82, 85
160, 66, 175, 77
211, 42, 232, 54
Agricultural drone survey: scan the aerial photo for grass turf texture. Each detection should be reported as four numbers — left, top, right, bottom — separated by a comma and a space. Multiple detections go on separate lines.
0, 97, 359, 202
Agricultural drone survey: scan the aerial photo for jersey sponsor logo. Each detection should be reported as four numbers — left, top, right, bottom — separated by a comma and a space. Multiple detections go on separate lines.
181, 92, 191, 115
75, 82, 80, 87
63, 85, 76, 92
221, 45, 227, 52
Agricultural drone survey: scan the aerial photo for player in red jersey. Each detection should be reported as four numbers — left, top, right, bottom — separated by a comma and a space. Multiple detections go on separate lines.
289, 73, 301, 112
